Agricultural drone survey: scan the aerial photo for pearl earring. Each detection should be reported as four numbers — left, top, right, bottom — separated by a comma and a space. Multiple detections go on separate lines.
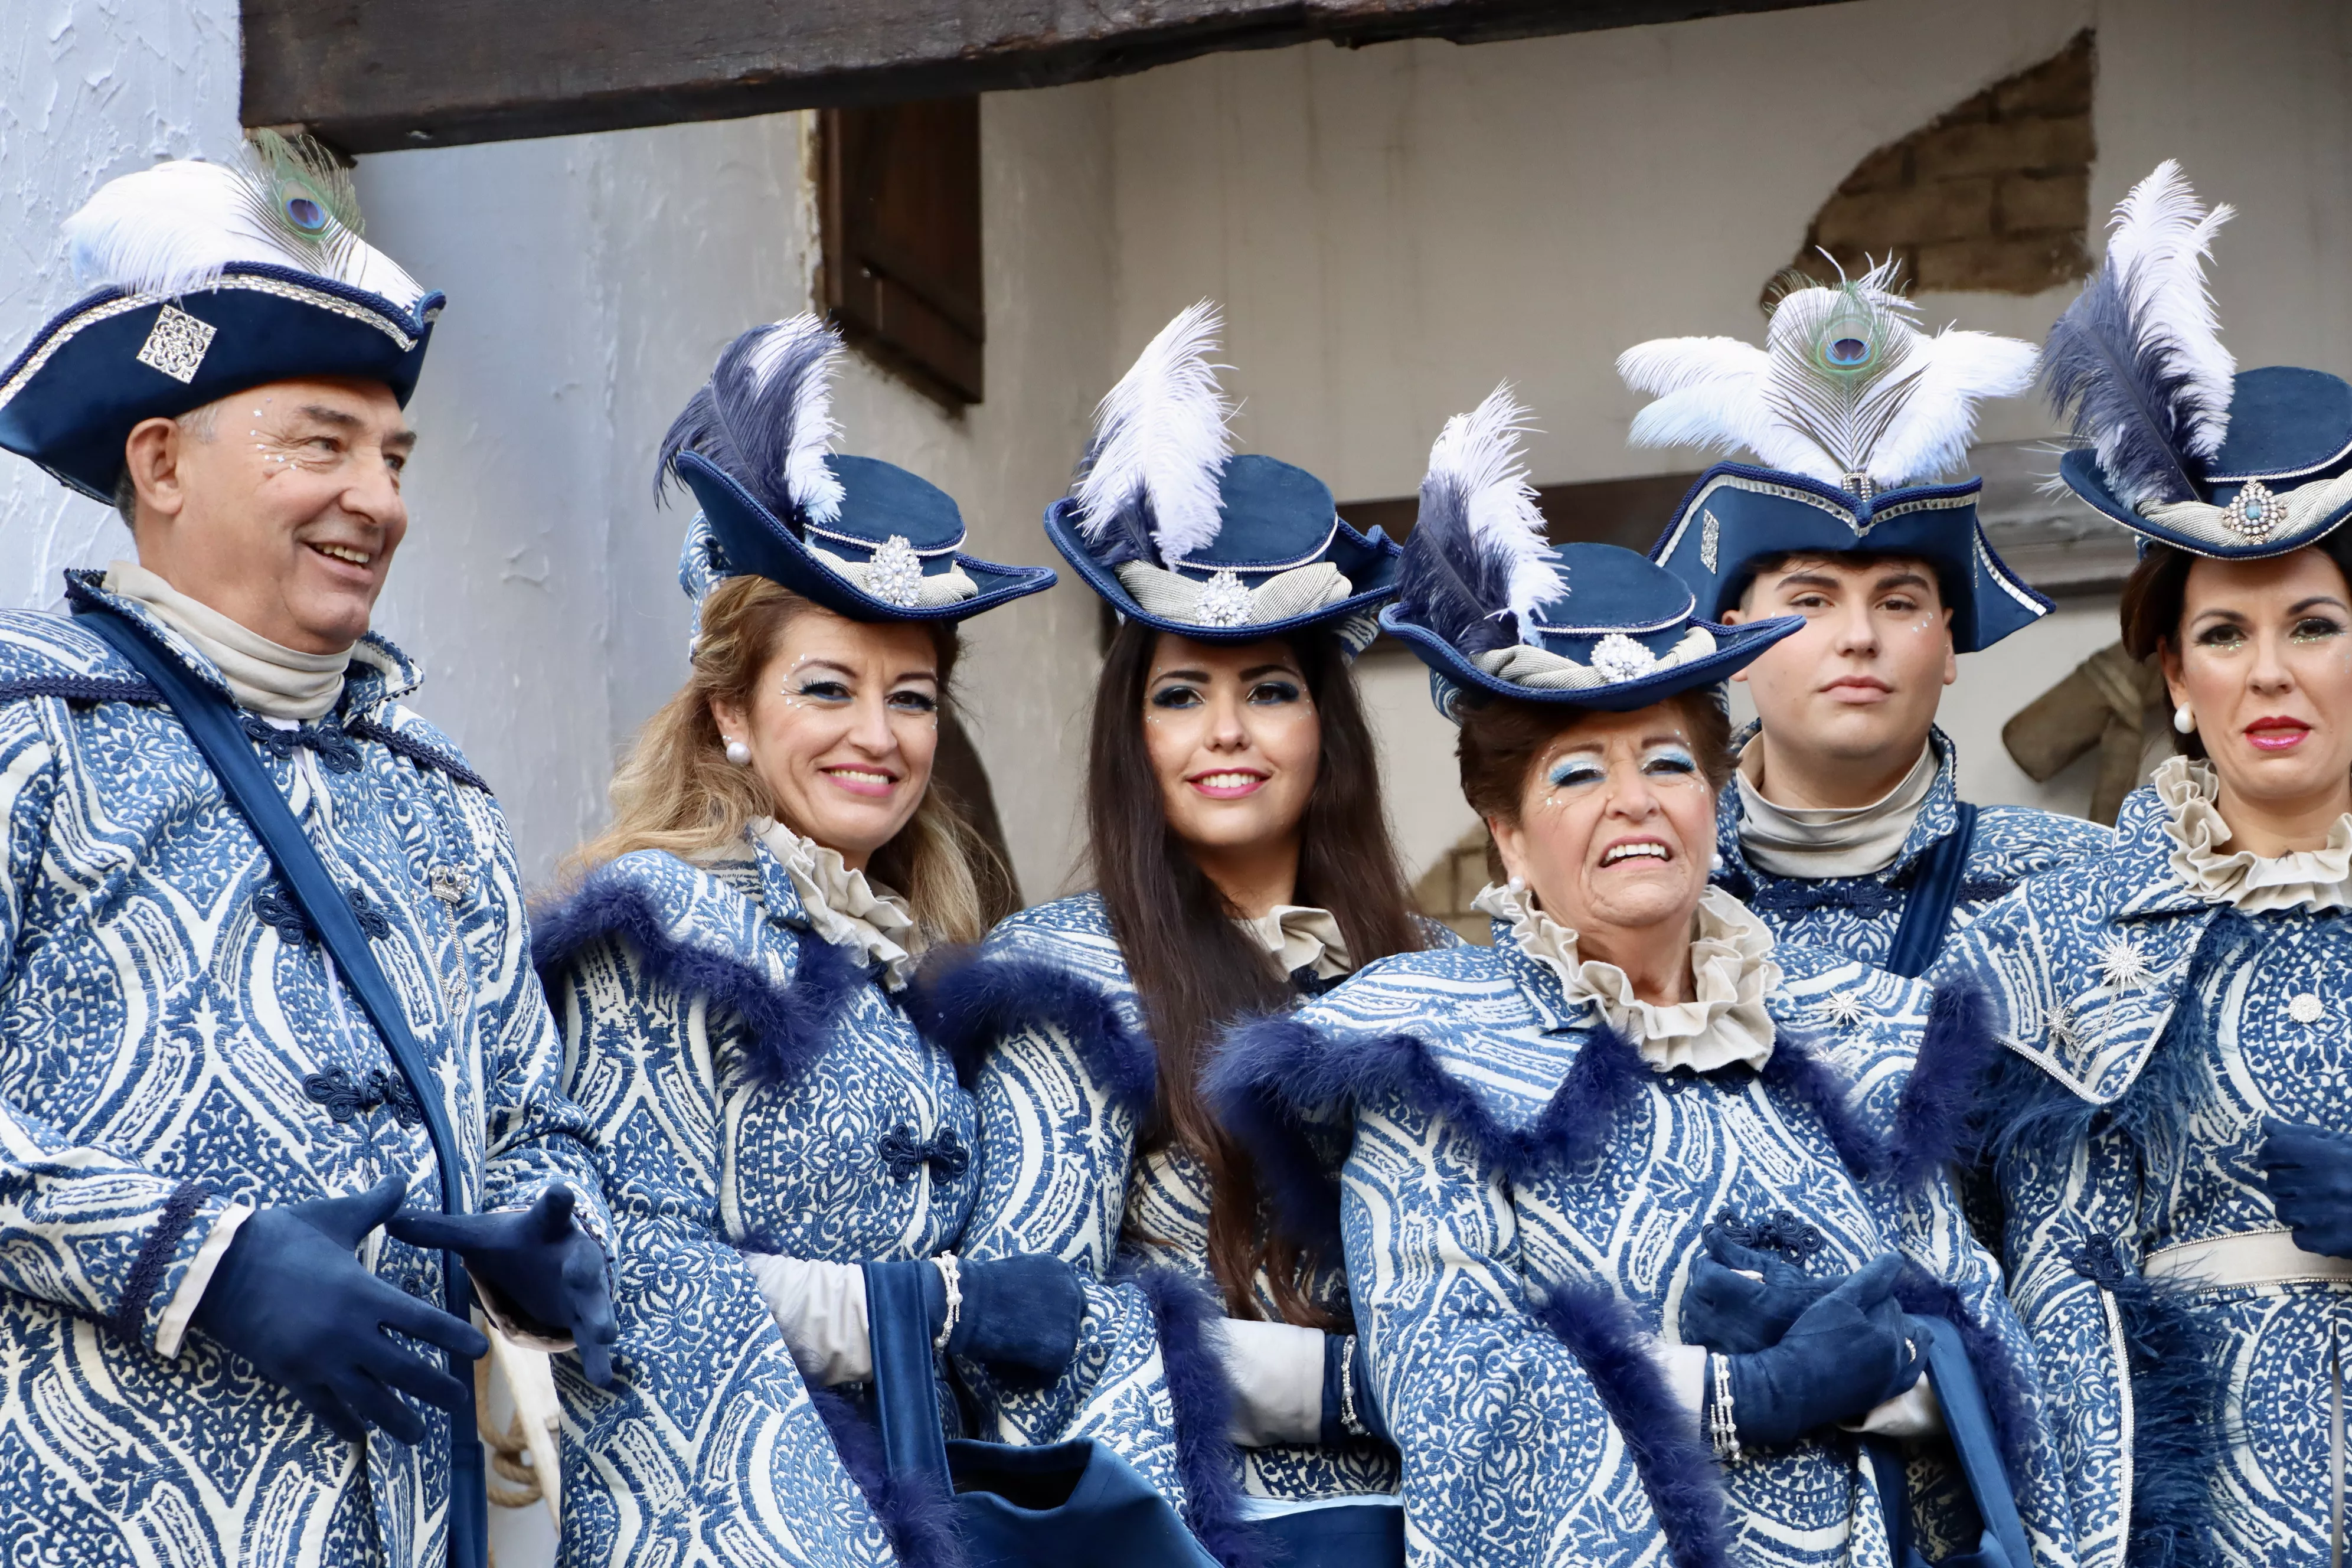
2174, 704, 2196, 736
1710, 851, 1726, 873
724, 738, 753, 766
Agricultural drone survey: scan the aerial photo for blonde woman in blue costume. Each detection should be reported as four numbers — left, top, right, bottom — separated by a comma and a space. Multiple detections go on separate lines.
1210, 389, 2077, 1568
1935, 163, 2352, 1568
914, 304, 1446, 1567
533, 316, 1087, 1568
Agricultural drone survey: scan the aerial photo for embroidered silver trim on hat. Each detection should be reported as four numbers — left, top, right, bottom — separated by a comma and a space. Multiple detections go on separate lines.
135, 305, 215, 383
1700, 508, 1720, 573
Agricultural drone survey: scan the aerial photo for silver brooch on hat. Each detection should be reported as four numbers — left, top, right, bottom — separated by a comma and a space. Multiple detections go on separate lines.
136, 305, 216, 384
868, 535, 924, 608
1590, 632, 1658, 682
1198, 569, 1252, 628
2219, 479, 2279, 543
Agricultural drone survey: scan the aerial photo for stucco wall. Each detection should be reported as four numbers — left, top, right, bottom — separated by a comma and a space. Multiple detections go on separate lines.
355, 89, 1116, 893
0, 0, 243, 605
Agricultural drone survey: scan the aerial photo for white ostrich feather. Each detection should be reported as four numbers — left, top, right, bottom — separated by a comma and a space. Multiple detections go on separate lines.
1075, 300, 1234, 563
1427, 384, 1563, 631
63, 155, 424, 311
1866, 328, 2041, 484
2103, 159, 2236, 459
743, 315, 846, 524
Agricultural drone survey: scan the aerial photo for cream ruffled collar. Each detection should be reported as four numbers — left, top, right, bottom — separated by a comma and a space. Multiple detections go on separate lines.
2153, 755, 2352, 914
749, 818, 923, 989
1475, 881, 1782, 1073
1236, 904, 1350, 981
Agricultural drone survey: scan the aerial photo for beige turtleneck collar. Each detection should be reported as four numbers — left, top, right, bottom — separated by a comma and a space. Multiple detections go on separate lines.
1236, 904, 1351, 981
103, 560, 352, 720
1475, 880, 1782, 1073
749, 816, 924, 989
2154, 754, 2352, 914
1734, 739, 1938, 880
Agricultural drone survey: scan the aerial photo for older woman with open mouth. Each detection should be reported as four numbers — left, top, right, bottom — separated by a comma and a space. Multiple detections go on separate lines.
1935, 163, 2352, 1566
1208, 391, 2074, 1568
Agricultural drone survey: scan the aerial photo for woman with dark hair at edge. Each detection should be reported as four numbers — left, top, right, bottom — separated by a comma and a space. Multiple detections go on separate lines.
913, 304, 1445, 1567
532, 316, 1085, 1568
1207, 390, 2077, 1568
1932, 164, 2352, 1567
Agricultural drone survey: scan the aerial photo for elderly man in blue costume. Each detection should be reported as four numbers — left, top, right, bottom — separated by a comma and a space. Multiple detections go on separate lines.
1936, 162, 2352, 1568
0, 136, 616, 1568
913, 303, 1442, 1567
1619, 267, 2110, 980
1207, 390, 2077, 1568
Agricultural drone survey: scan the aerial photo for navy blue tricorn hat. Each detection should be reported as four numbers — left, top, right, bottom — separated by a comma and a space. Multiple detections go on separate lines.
2043, 162, 2352, 560
1649, 463, 2050, 654
1618, 255, 2047, 654
664, 316, 1054, 624
1052, 302, 1401, 654
0, 138, 443, 502
1381, 387, 1799, 721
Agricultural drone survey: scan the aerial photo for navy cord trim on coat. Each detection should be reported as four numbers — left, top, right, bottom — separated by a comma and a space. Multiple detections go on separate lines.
343, 717, 492, 792
109, 1180, 208, 1345
0, 674, 162, 706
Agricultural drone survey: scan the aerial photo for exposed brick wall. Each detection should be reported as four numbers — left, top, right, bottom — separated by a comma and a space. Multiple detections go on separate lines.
1770, 30, 2095, 301
1413, 822, 1497, 945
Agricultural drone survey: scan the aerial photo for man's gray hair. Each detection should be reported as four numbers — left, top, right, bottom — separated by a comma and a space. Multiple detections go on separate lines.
112, 400, 221, 527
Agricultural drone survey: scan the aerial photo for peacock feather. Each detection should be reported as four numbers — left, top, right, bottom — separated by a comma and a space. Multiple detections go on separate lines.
1759, 258, 1923, 485
234, 130, 368, 279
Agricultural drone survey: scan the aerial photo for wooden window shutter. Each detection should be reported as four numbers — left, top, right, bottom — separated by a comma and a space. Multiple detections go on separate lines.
818, 99, 984, 409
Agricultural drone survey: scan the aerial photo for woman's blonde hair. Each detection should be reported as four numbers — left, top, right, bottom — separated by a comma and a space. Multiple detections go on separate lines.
563, 574, 1010, 946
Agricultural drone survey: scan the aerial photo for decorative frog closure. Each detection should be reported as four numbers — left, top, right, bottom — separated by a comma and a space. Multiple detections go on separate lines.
239, 711, 362, 773
878, 1124, 970, 1183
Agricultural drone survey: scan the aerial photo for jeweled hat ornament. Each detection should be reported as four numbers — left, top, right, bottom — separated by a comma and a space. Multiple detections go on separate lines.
1044, 300, 1402, 655
2044, 160, 2352, 560
662, 314, 1054, 627
1619, 257, 2049, 654
0, 131, 443, 502
1380, 385, 1802, 720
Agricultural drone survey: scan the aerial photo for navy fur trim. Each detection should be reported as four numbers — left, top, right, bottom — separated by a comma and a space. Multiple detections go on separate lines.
2110, 1268, 2226, 1568
1210, 1011, 1647, 1180
907, 947, 1157, 1105
1131, 1266, 1269, 1568
1533, 1284, 1731, 1568
109, 1181, 207, 1345
532, 871, 868, 1089
1892, 1265, 2038, 1491
1757, 1033, 1884, 1179
1891, 981, 1998, 1192
809, 1385, 965, 1568
0, 674, 159, 705
344, 716, 492, 792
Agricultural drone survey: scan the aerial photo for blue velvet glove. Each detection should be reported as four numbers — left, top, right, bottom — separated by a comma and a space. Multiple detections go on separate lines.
1319, 1330, 1390, 1448
190, 1175, 488, 1445
1680, 1230, 1841, 1355
2257, 1118, 2352, 1260
1716, 1253, 1924, 1449
387, 1185, 619, 1387
936, 1254, 1083, 1386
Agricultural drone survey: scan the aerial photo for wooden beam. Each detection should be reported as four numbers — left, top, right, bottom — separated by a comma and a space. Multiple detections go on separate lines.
243, 0, 1844, 154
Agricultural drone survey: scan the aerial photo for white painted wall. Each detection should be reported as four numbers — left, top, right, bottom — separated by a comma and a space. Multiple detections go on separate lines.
1104, 0, 2351, 877
353, 90, 1117, 893
0, 0, 243, 605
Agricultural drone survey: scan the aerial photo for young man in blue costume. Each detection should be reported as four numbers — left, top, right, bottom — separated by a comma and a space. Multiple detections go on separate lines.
0, 137, 615, 1568
1622, 268, 2112, 978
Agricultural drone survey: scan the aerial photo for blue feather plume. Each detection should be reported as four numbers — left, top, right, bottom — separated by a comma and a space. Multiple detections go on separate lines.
658, 314, 846, 522
2041, 162, 2235, 509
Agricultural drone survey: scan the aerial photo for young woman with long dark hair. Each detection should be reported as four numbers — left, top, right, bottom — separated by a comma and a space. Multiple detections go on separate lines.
918, 305, 1440, 1566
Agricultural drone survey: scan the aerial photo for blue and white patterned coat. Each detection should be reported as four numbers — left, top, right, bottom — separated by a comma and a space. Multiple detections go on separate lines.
534, 839, 980, 1568
1935, 783, 2352, 1568
1716, 726, 2112, 968
1211, 923, 2076, 1568
0, 576, 604, 1568
919, 893, 1431, 1558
